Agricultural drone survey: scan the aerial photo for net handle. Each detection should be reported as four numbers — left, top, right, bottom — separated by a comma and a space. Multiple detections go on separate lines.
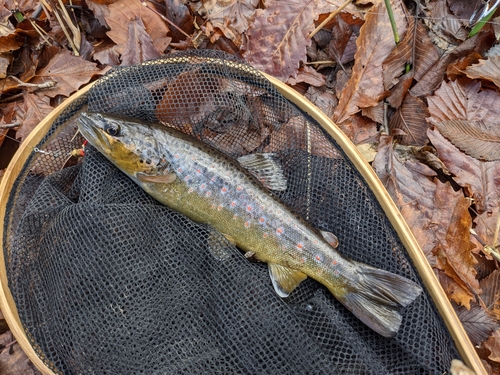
262, 72, 485, 375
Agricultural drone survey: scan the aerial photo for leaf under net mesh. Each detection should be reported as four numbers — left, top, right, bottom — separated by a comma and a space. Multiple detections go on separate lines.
4, 50, 459, 374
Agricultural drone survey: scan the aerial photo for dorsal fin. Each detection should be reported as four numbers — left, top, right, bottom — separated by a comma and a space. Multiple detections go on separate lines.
237, 153, 287, 191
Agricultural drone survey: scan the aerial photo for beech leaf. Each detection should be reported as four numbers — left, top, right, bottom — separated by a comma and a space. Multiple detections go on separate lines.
454, 303, 498, 346
120, 17, 161, 66
30, 50, 107, 98
244, 0, 333, 81
480, 269, 500, 320
428, 128, 500, 214
484, 329, 500, 363
14, 93, 53, 141
105, 0, 170, 55
389, 94, 430, 146
464, 56, 500, 89
333, 0, 407, 123
434, 119, 500, 161
382, 14, 439, 90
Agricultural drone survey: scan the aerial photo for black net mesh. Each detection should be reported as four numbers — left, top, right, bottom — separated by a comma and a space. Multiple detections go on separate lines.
3, 50, 459, 374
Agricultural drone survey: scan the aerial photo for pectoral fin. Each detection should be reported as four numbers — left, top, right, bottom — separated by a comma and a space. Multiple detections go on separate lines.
268, 263, 307, 297
136, 172, 177, 184
320, 230, 339, 248
237, 153, 287, 191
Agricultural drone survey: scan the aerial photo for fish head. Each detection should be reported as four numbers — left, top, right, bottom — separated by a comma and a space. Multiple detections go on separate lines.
78, 112, 163, 178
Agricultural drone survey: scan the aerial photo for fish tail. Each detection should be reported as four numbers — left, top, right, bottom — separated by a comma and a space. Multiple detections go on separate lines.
330, 262, 422, 337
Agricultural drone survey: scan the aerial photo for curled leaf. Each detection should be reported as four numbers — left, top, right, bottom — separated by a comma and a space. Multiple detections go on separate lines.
464, 56, 500, 89
434, 119, 500, 161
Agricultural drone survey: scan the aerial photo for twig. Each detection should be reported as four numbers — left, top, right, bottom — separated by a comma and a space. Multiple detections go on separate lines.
58, 0, 81, 51
305, 60, 335, 65
142, 1, 191, 39
0, 122, 21, 129
8, 75, 56, 90
309, 0, 353, 39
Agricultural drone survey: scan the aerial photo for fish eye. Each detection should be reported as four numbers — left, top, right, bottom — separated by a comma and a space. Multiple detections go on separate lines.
104, 122, 120, 136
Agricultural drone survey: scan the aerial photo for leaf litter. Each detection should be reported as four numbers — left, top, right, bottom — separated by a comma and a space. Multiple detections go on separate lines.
1, 0, 500, 372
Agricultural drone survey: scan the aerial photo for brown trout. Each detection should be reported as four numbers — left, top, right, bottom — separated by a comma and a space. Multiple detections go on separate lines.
78, 112, 422, 337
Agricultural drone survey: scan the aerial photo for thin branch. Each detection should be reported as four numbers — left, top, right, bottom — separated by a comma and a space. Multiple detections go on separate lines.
309, 0, 353, 39
8, 76, 56, 90
0, 122, 21, 129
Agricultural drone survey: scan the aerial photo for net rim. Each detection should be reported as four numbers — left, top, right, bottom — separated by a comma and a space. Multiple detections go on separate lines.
0, 63, 484, 375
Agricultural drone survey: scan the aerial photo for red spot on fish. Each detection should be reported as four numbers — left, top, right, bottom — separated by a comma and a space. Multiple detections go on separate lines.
217, 205, 223, 211
244, 221, 250, 228
246, 205, 253, 212
230, 201, 236, 207
196, 169, 201, 174
260, 205, 265, 210
263, 233, 268, 238
297, 243, 303, 249
248, 189, 254, 196
201, 183, 206, 189
233, 214, 237, 219
259, 217, 265, 223
188, 188, 194, 193
177, 167, 182, 173
211, 176, 216, 182
184, 175, 190, 181
332, 260, 338, 265
210, 164, 215, 169
237, 186, 243, 191
334, 270, 339, 275
221, 187, 228, 193
300, 258, 306, 263
205, 191, 212, 197
211, 204, 215, 209
315, 255, 322, 261
174, 154, 179, 159
276, 228, 283, 235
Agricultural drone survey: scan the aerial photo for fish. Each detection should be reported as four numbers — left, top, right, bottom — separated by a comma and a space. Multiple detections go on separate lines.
78, 112, 422, 338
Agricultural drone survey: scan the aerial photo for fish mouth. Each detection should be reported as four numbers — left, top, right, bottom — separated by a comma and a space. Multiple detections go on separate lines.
78, 113, 112, 152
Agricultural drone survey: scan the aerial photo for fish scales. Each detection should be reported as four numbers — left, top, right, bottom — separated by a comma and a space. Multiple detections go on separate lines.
78, 112, 422, 338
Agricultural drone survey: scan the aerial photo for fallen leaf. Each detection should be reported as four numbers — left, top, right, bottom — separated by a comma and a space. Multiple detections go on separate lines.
437, 269, 475, 309
410, 32, 495, 97
30, 49, 107, 98
484, 329, 500, 363
389, 94, 430, 146
14, 93, 53, 141
464, 56, 500, 89
287, 65, 326, 87
0, 331, 42, 375
327, 14, 352, 64
425, 0, 469, 45
428, 128, 500, 214
165, 0, 194, 41
120, 17, 162, 66
304, 86, 337, 118
336, 113, 378, 145
434, 119, 500, 161
105, 0, 170, 55
244, 0, 330, 81
480, 269, 500, 320
474, 205, 500, 260
203, 0, 258, 46
382, 14, 439, 90
427, 79, 500, 124
454, 302, 497, 346
333, 0, 406, 123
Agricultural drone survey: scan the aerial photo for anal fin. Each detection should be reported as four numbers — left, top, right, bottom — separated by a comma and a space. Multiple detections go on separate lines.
268, 263, 307, 297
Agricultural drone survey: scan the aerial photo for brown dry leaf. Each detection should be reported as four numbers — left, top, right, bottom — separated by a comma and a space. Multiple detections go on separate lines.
434, 119, 500, 161
484, 329, 500, 363
474, 205, 500, 260
437, 269, 475, 309
0, 331, 41, 375
382, 15, 439, 90
464, 56, 500, 89
455, 303, 498, 346
120, 17, 162, 66
30, 50, 107, 98
287, 65, 326, 87
165, 0, 194, 41
389, 94, 429, 146
480, 269, 500, 320
203, 0, 258, 46
304, 86, 337, 118
333, 0, 406, 123
14, 93, 54, 141
105, 0, 170, 55
425, 0, 468, 46
337, 113, 378, 145
428, 128, 500, 215
427, 79, 500, 124
244, 0, 329, 81
410, 32, 494, 97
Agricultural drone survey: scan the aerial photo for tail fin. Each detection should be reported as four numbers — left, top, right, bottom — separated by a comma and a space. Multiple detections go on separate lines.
332, 263, 422, 337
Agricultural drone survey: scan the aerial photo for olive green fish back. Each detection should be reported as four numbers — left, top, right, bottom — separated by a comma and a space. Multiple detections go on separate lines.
4, 50, 458, 374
